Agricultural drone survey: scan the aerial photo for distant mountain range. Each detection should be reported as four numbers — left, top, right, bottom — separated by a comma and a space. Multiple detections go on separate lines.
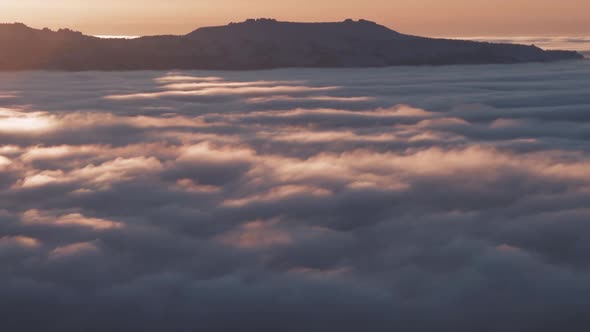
0, 19, 583, 70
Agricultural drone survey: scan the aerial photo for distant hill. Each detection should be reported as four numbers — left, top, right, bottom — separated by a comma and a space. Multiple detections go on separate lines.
0, 19, 583, 70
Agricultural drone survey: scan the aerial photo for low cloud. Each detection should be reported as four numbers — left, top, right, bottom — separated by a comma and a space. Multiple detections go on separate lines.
0, 60, 590, 331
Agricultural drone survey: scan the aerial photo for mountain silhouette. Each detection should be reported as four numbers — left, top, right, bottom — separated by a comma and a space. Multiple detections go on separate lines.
0, 19, 583, 70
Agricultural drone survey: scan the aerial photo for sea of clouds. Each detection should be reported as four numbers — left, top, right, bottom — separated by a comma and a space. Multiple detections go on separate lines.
460, 36, 590, 58
1, 59, 590, 331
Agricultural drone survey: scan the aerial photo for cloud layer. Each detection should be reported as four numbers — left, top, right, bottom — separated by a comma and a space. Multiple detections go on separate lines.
459, 36, 590, 58
1, 60, 590, 331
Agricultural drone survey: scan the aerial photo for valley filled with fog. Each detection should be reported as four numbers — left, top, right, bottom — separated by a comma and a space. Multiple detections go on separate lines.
1, 58, 589, 331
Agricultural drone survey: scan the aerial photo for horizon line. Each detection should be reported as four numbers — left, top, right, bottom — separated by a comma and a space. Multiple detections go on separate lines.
3, 19, 590, 39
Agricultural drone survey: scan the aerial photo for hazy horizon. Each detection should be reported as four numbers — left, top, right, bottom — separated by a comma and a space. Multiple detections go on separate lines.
2, 0, 590, 37
5, 19, 590, 41
6, 20, 590, 39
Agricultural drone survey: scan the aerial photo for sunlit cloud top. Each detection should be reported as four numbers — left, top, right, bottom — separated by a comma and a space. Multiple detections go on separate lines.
0, 59, 590, 331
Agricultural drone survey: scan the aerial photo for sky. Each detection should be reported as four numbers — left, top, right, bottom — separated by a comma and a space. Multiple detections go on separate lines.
1, 0, 589, 36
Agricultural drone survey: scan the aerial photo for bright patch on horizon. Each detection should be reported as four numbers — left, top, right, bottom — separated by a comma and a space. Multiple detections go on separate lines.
94, 35, 139, 39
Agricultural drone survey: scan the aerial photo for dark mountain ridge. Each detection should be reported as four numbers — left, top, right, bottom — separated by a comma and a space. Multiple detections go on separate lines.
0, 19, 583, 70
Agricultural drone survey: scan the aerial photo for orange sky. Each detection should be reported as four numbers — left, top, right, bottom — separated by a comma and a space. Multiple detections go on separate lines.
2, 0, 589, 36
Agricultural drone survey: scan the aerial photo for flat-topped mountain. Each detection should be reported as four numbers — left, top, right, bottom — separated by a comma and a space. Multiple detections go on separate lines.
0, 19, 583, 70
188, 18, 405, 42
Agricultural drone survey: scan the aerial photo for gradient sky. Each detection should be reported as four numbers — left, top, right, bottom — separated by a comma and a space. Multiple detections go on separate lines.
2, 0, 590, 37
